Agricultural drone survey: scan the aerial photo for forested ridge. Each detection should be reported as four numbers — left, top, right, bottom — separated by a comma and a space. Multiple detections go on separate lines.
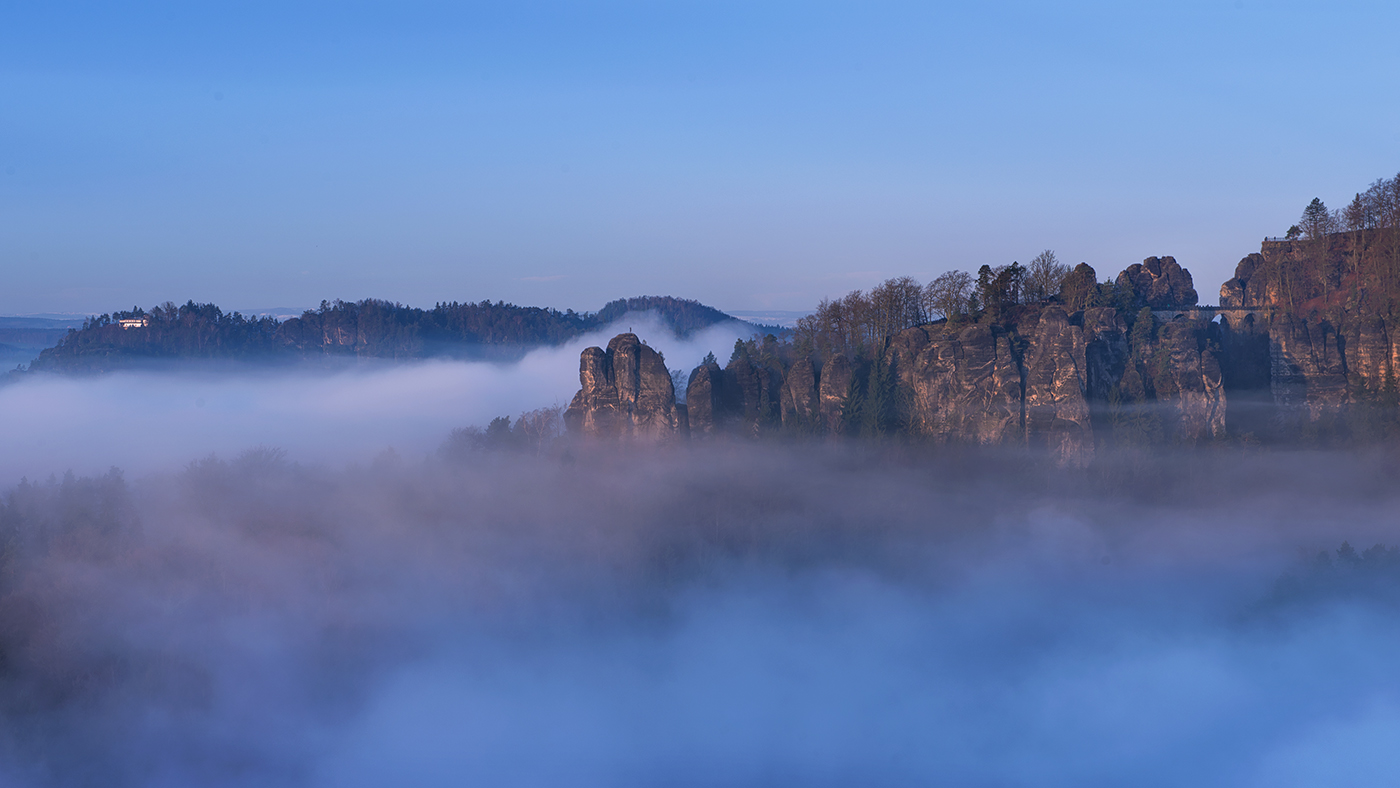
23, 295, 755, 372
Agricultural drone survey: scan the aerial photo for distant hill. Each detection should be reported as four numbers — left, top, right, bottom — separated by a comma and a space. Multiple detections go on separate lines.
20, 296, 767, 373
0, 316, 89, 369
725, 310, 811, 329
595, 296, 737, 338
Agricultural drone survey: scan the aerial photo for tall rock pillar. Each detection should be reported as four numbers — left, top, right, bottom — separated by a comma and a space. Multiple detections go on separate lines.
564, 333, 686, 439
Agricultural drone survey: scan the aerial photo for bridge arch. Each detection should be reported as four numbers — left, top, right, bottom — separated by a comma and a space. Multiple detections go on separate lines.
1150, 306, 1266, 330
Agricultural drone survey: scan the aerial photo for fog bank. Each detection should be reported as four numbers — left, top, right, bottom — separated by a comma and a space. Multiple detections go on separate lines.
3, 444, 1400, 786
0, 313, 748, 482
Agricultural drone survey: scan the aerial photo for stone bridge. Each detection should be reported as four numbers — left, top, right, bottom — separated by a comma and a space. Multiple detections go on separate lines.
1150, 305, 1269, 331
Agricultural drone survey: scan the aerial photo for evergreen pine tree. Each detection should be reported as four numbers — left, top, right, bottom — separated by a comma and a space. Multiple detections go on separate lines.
729, 339, 749, 365
861, 352, 897, 438
839, 369, 866, 436
1129, 307, 1155, 357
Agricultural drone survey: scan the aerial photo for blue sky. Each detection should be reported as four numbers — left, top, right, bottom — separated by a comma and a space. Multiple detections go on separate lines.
2, 0, 1397, 316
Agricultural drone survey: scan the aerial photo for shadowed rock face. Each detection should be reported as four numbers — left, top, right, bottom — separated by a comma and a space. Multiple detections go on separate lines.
686, 358, 784, 436
728, 355, 783, 434
684, 362, 724, 436
1154, 321, 1227, 442
1118, 256, 1198, 309
1270, 317, 1349, 425
564, 333, 685, 439
1081, 307, 1130, 403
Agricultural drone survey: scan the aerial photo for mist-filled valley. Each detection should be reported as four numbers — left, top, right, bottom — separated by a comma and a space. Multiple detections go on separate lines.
0, 314, 750, 483
12, 229, 1400, 785
10, 0, 1400, 781
5, 341, 1400, 786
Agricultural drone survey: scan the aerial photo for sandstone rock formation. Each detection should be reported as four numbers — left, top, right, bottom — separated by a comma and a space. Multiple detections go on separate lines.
1118, 256, 1198, 309
561, 241, 1400, 454
1081, 307, 1130, 402
684, 361, 727, 436
1270, 317, 1349, 425
1058, 263, 1100, 312
1219, 253, 1267, 307
685, 354, 784, 437
568, 314, 1220, 459
727, 353, 782, 434
816, 354, 853, 433
888, 323, 1023, 445
564, 333, 686, 439
1344, 315, 1395, 391
1154, 321, 1227, 441
1219, 238, 1400, 428
779, 357, 820, 431
1022, 306, 1093, 466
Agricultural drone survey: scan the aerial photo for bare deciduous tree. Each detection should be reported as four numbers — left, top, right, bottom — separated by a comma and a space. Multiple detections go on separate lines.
868, 276, 926, 340
925, 270, 975, 320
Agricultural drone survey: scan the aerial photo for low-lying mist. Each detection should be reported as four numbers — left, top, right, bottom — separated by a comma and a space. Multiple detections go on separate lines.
5, 317, 1400, 786
0, 312, 749, 482
4, 438, 1400, 787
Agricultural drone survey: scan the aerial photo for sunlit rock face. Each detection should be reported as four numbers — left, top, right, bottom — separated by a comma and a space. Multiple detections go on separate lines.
560, 252, 1400, 450
1022, 306, 1094, 467
883, 310, 1099, 464
564, 333, 686, 439
816, 353, 853, 433
779, 357, 820, 432
880, 303, 1227, 461
1218, 238, 1400, 428
1219, 253, 1267, 307
888, 323, 1023, 446
1220, 251, 1293, 309
1118, 256, 1199, 308
1343, 314, 1397, 394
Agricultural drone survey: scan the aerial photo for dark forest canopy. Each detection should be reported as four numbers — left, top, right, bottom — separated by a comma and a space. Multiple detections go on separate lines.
24, 295, 765, 373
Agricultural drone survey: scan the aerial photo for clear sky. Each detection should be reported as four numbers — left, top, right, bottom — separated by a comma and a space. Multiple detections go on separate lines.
2, 0, 1397, 316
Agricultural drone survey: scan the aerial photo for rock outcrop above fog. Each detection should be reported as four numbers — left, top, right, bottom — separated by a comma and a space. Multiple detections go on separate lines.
1215, 233, 1400, 429
1154, 321, 1227, 441
888, 323, 1024, 446
563, 333, 686, 439
565, 305, 1229, 463
683, 360, 729, 436
563, 240, 1400, 453
1117, 256, 1198, 309
1021, 307, 1096, 465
